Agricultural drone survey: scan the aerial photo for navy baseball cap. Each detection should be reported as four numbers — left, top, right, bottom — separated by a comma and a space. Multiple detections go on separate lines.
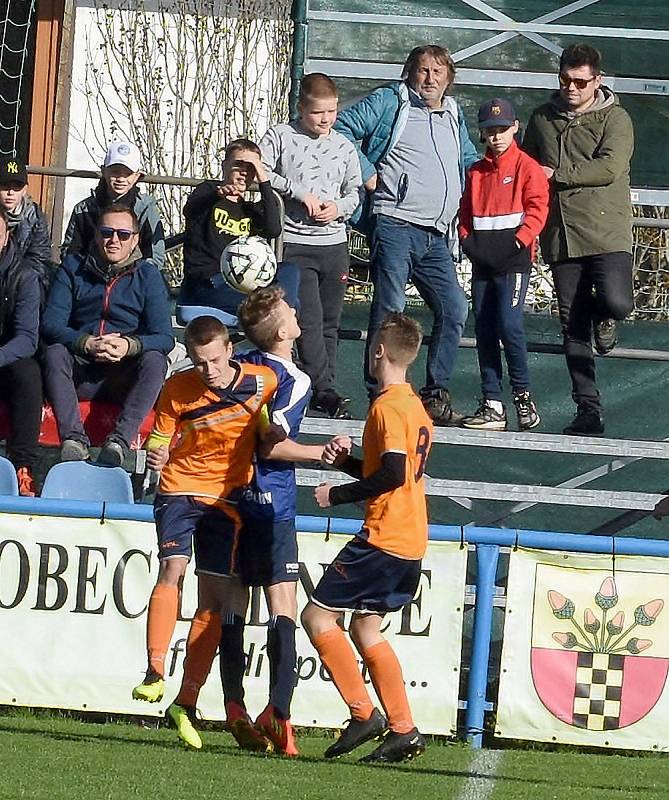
478, 98, 517, 128
0, 157, 27, 186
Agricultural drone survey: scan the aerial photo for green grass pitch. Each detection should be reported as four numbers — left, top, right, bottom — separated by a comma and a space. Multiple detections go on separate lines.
1, 712, 668, 800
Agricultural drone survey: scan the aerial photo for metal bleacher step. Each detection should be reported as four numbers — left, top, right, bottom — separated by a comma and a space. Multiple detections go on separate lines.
300, 417, 669, 459
298, 418, 666, 511
295, 468, 660, 510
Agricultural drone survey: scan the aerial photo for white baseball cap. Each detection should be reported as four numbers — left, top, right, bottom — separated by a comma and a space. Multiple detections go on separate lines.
103, 141, 142, 172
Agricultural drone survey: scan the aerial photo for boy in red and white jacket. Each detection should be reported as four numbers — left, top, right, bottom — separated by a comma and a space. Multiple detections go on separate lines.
458, 98, 549, 431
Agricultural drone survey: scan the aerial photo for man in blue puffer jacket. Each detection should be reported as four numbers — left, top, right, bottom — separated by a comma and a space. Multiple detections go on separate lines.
334, 44, 478, 424
42, 205, 174, 467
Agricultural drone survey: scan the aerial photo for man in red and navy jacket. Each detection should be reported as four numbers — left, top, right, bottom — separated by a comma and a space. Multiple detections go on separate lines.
458, 98, 549, 433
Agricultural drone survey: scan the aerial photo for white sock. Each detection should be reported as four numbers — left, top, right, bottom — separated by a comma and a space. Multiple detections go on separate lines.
487, 400, 504, 414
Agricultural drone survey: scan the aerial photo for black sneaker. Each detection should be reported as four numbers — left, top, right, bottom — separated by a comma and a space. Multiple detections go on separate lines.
360, 727, 426, 763
593, 318, 618, 355
419, 387, 464, 426
60, 438, 89, 462
324, 708, 387, 758
563, 406, 604, 436
461, 399, 507, 431
513, 390, 540, 431
97, 436, 128, 467
309, 389, 352, 420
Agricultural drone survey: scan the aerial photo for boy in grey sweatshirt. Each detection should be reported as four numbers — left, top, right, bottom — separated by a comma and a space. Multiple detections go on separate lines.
260, 73, 362, 419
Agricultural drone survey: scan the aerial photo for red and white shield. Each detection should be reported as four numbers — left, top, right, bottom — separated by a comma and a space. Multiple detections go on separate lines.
531, 647, 669, 730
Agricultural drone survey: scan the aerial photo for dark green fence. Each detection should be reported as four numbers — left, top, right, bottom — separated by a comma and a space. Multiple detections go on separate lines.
295, 0, 669, 200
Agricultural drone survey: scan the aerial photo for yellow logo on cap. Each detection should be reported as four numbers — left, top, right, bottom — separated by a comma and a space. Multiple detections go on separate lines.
492, 105, 501, 116
7, 161, 18, 174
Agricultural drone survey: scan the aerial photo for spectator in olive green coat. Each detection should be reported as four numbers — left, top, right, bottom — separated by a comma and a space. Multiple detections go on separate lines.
523, 43, 634, 436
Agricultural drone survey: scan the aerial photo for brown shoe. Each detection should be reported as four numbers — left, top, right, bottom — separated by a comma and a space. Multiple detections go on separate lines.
593, 318, 618, 355
420, 387, 464, 426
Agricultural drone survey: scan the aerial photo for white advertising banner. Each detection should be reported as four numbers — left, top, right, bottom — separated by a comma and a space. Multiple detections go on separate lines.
0, 513, 466, 735
497, 547, 669, 751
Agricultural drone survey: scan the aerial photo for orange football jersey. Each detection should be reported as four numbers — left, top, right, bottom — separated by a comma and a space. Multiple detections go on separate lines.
360, 383, 433, 559
150, 361, 277, 504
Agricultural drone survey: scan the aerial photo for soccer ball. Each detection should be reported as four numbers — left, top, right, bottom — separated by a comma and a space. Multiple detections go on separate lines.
220, 236, 277, 293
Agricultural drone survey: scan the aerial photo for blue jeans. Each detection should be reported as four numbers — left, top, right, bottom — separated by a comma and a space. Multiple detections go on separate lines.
366, 215, 468, 392
472, 272, 530, 400
179, 261, 302, 316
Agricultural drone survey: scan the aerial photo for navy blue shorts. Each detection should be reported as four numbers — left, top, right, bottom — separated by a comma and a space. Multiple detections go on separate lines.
311, 537, 422, 614
154, 494, 241, 577
238, 517, 299, 587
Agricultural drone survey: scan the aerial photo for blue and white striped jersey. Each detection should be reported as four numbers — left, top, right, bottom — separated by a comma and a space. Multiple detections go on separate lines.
239, 349, 311, 520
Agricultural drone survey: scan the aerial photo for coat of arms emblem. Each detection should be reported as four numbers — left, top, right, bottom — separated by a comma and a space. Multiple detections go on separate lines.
531, 575, 668, 731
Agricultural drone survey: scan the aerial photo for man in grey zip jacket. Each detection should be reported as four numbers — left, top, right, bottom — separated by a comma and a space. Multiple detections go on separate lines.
523, 43, 634, 436
335, 44, 477, 423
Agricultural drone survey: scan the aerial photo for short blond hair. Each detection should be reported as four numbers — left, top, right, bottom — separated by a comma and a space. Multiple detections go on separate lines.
377, 312, 422, 366
237, 286, 285, 351
299, 73, 338, 105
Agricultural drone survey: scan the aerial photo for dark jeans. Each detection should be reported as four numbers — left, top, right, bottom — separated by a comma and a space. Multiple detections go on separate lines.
283, 241, 349, 395
0, 357, 42, 469
551, 252, 633, 409
472, 272, 531, 400
179, 261, 301, 316
43, 344, 167, 448
366, 214, 468, 393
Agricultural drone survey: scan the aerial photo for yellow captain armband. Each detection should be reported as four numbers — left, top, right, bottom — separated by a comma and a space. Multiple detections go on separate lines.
258, 404, 271, 431
145, 431, 172, 451
258, 405, 287, 446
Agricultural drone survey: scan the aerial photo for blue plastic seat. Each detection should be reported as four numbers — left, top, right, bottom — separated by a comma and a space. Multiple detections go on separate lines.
0, 455, 18, 496
175, 305, 238, 327
41, 461, 134, 504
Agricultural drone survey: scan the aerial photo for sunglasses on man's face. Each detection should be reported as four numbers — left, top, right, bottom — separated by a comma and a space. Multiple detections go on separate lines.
559, 73, 597, 90
98, 226, 135, 242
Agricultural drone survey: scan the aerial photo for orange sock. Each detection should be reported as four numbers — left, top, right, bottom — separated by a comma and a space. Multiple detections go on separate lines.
313, 628, 374, 721
146, 583, 179, 677
175, 609, 222, 707
362, 641, 414, 734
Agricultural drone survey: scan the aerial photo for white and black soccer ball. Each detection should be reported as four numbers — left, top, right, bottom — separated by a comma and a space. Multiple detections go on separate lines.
220, 236, 277, 293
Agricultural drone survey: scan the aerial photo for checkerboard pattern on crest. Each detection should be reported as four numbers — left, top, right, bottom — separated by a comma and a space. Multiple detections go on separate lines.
573, 652, 623, 730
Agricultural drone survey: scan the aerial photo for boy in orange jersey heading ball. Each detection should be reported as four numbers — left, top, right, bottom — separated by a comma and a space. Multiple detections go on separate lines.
132, 315, 277, 751
302, 311, 433, 763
